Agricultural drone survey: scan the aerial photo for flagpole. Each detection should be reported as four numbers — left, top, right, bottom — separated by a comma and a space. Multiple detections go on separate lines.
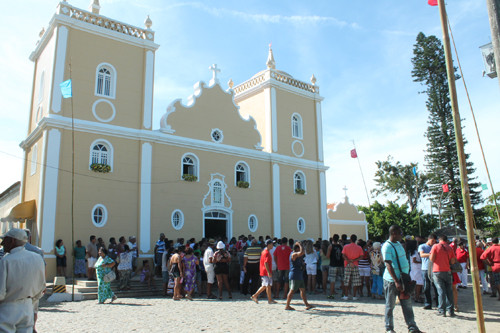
69, 59, 75, 302
352, 141, 371, 206
436, 1, 485, 331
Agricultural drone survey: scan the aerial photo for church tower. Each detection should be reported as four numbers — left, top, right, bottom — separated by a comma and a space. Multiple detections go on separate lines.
20, 0, 159, 256
233, 47, 328, 238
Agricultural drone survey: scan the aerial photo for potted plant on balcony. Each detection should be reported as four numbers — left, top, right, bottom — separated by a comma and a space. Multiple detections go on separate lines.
182, 174, 198, 182
90, 163, 111, 173
237, 181, 249, 188
295, 188, 305, 195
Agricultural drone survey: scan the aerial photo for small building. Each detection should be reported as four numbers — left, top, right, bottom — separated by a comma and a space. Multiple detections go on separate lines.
0, 182, 23, 235
327, 196, 368, 241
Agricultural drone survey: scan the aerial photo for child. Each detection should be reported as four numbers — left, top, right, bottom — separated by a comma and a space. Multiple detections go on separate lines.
140, 260, 154, 289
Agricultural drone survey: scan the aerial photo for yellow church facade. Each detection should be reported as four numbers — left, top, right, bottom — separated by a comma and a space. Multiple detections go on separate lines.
18, 1, 328, 277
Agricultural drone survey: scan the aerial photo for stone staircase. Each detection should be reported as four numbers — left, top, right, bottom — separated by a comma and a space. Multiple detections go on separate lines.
64, 275, 165, 300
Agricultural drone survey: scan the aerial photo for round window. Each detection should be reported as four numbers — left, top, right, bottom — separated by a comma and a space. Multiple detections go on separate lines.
297, 218, 305, 234
211, 128, 223, 143
171, 210, 184, 230
248, 215, 258, 232
92, 204, 108, 227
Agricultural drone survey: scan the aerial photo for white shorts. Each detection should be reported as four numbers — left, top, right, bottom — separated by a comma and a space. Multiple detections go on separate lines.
306, 264, 317, 275
205, 266, 215, 284
261, 276, 272, 286
359, 267, 371, 277
88, 257, 96, 268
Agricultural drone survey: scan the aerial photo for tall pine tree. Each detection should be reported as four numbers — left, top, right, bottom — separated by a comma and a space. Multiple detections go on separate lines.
411, 32, 482, 230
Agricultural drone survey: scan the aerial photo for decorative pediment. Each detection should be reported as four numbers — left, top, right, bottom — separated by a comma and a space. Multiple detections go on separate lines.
327, 196, 366, 221
160, 75, 263, 150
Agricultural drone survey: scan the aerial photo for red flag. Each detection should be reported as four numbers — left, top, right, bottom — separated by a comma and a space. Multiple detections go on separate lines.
350, 149, 357, 158
428, 0, 438, 6
442, 184, 449, 193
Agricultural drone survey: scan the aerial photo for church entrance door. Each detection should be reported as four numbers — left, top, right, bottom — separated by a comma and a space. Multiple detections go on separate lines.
204, 211, 228, 239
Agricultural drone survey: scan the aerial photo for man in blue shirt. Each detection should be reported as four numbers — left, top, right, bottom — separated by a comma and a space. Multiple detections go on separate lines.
382, 225, 421, 333
418, 233, 437, 309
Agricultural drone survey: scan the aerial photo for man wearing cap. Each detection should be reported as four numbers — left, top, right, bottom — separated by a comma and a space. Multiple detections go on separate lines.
251, 239, 277, 304
0, 228, 46, 333
203, 239, 217, 299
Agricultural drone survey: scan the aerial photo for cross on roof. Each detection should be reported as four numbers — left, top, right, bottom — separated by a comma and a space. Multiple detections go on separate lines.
343, 186, 348, 197
209, 64, 221, 84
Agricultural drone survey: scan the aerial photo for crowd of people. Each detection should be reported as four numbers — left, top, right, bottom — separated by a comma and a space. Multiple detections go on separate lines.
1, 226, 499, 333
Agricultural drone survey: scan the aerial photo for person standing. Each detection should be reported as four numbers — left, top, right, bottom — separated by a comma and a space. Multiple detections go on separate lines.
326, 234, 344, 299
285, 242, 314, 311
382, 225, 421, 333
455, 241, 469, 289
418, 233, 437, 309
273, 237, 292, 299
480, 237, 500, 300
341, 234, 363, 300
86, 235, 98, 280
475, 241, 489, 294
429, 234, 457, 317
117, 245, 133, 291
242, 239, 261, 295
55, 239, 67, 277
95, 247, 117, 304
154, 233, 166, 277
203, 239, 217, 299
0, 228, 46, 332
251, 239, 277, 304
74, 240, 87, 278
369, 242, 384, 299
127, 236, 138, 274
213, 242, 232, 300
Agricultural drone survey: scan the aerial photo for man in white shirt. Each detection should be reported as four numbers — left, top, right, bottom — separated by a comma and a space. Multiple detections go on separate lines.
0, 228, 46, 333
203, 239, 217, 299
128, 236, 138, 274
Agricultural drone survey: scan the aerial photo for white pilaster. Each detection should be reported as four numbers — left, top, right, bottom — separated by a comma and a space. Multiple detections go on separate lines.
40, 129, 61, 252
50, 26, 68, 114
272, 163, 281, 238
271, 87, 278, 152
316, 101, 324, 161
319, 171, 328, 239
264, 88, 272, 151
36, 131, 48, 244
140, 142, 152, 253
143, 50, 154, 129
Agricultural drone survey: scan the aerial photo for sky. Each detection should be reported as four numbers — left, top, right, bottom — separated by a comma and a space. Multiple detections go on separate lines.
0, 0, 498, 212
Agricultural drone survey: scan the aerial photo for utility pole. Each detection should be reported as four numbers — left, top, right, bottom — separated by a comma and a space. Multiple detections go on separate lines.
437, 1, 485, 332
486, 0, 500, 89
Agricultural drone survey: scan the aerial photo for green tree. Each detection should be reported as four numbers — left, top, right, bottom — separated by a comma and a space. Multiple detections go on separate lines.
475, 192, 500, 236
359, 201, 437, 240
372, 156, 428, 212
411, 32, 482, 229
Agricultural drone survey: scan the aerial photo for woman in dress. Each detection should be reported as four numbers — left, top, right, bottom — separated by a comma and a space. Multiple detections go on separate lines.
55, 239, 67, 277
73, 240, 87, 278
95, 247, 117, 304
183, 247, 199, 300
213, 241, 232, 300
407, 240, 423, 302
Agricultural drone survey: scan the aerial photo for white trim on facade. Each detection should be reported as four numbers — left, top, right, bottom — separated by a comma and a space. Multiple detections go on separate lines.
234, 160, 250, 187
315, 101, 324, 162
91, 204, 108, 227
143, 50, 154, 129
50, 26, 68, 114
35, 130, 48, 243
181, 152, 200, 181
248, 214, 258, 232
30, 144, 38, 176
94, 63, 117, 99
140, 142, 152, 253
293, 170, 306, 194
291, 113, 303, 140
271, 87, 278, 152
88, 138, 114, 171
297, 217, 306, 234
319, 171, 328, 239
264, 88, 272, 152
38, 71, 45, 104
291, 140, 304, 158
210, 128, 223, 143
272, 163, 281, 238
92, 99, 116, 123
41, 128, 61, 252
171, 209, 184, 230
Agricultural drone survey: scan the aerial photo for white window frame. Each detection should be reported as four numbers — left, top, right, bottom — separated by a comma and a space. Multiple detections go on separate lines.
171, 209, 184, 230
212, 180, 223, 206
234, 161, 251, 187
38, 71, 45, 104
95, 63, 117, 99
248, 214, 258, 232
210, 128, 224, 143
297, 217, 306, 234
291, 113, 303, 139
89, 139, 114, 172
294, 170, 306, 193
30, 144, 38, 176
181, 152, 200, 181
92, 204, 108, 227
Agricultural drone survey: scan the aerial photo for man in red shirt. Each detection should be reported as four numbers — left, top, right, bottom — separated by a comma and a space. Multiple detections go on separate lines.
480, 237, 500, 300
475, 241, 489, 294
274, 237, 292, 299
430, 235, 457, 317
251, 240, 277, 304
341, 234, 364, 300
455, 241, 469, 289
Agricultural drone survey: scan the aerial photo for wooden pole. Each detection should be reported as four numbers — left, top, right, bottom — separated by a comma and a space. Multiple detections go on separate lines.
437, 1, 485, 331
486, 0, 500, 89
352, 141, 371, 207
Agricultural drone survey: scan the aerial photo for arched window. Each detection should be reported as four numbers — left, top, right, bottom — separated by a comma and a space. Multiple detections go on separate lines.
235, 161, 250, 187
171, 209, 184, 230
291, 113, 303, 139
89, 139, 113, 171
92, 204, 108, 227
212, 181, 223, 205
95, 63, 116, 98
297, 217, 305, 234
294, 171, 306, 193
181, 153, 199, 181
30, 144, 38, 176
248, 215, 258, 232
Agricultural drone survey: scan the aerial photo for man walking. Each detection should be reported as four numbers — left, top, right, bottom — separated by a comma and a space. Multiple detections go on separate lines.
203, 239, 217, 299
273, 237, 292, 299
341, 234, 363, 300
429, 234, 456, 317
285, 241, 314, 311
382, 225, 421, 333
0, 228, 46, 333
251, 240, 277, 304
418, 233, 437, 309
242, 238, 261, 295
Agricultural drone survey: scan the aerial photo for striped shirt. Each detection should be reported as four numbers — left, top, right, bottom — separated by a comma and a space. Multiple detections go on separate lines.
244, 246, 262, 264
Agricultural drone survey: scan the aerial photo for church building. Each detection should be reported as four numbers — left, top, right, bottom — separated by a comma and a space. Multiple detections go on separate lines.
17, 1, 328, 277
